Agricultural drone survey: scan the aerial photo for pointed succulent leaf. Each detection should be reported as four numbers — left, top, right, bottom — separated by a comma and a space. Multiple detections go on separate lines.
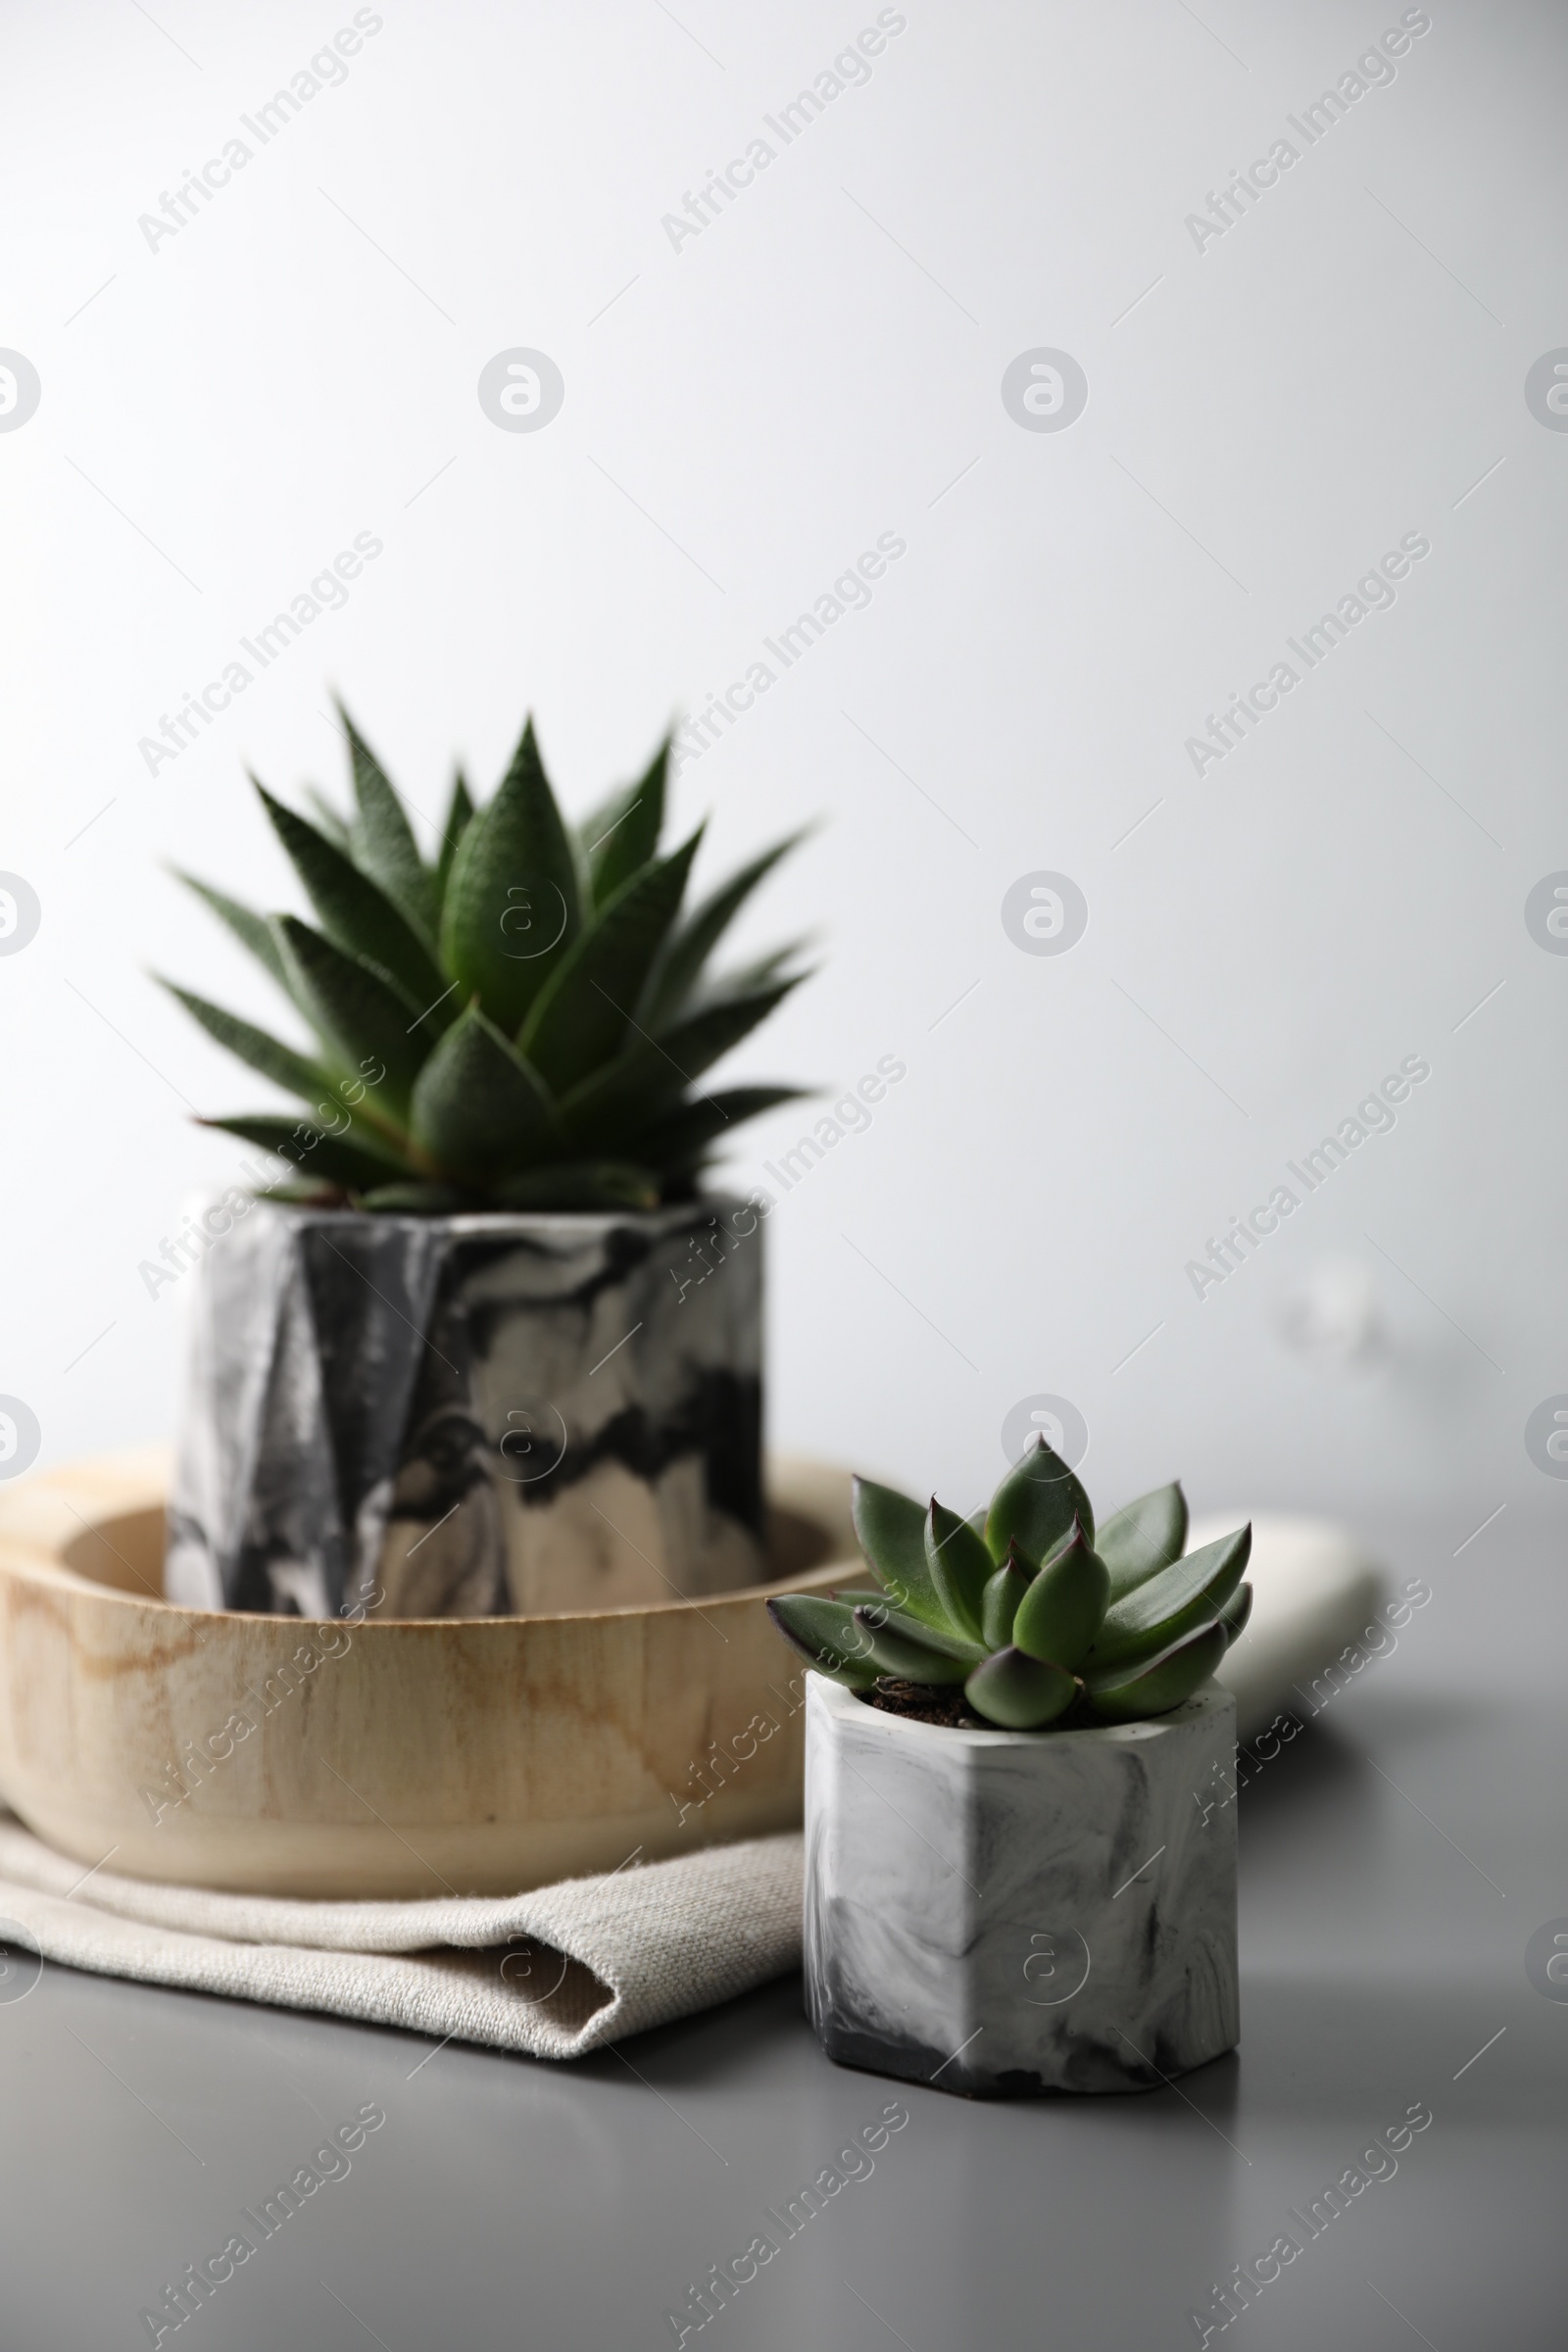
199, 1114, 404, 1192
519, 830, 703, 1093
964, 1648, 1077, 1732
489, 1160, 660, 1211
646, 831, 808, 1021
575, 789, 617, 879
1087, 1621, 1228, 1724
585, 737, 668, 908
435, 772, 475, 905
1084, 1524, 1251, 1680
1220, 1580, 1252, 1648
173, 871, 292, 994
1095, 1482, 1190, 1604
548, 1054, 664, 1154
440, 716, 582, 1031
699, 937, 815, 1004
658, 979, 805, 1084
304, 789, 354, 851
254, 783, 448, 1013
986, 1435, 1094, 1567
272, 916, 428, 1116
924, 1500, 995, 1642
980, 1555, 1031, 1650
357, 1181, 473, 1213
158, 982, 332, 1107
853, 1600, 987, 1664
336, 704, 438, 942
622, 1086, 806, 1176
409, 1003, 557, 1183
850, 1607, 972, 1684
850, 1476, 949, 1629
556, 976, 805, 1152
1011, 1521, 1110, 1671
1080, 1616, 1215, 1694
765, 1594, 877, 1688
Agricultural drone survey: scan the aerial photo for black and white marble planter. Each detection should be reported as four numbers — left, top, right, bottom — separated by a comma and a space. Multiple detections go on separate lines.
804, 1675, 1238, 2097
167, 1198, 764, 1619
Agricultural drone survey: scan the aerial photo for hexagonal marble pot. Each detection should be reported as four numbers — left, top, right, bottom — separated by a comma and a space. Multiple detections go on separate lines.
803, 1675, 1238, 2097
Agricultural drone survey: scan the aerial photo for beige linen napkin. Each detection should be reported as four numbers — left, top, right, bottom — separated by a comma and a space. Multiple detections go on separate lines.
0, 1816, 804, 2059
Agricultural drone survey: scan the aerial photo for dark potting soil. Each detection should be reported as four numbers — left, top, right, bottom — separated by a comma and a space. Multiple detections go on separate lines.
859, 1679, 987, 1730
858, 1677, 1097, 1732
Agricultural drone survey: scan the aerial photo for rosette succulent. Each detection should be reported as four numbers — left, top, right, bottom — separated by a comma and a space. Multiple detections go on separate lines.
164, 705, 809, 1211
767, 1438, 1251, 1730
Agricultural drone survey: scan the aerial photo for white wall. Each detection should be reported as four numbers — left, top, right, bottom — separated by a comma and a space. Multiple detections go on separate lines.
2, 0, 1562, 1539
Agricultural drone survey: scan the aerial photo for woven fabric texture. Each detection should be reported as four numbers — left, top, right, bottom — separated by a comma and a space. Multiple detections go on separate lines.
0, 1817, 805, 2059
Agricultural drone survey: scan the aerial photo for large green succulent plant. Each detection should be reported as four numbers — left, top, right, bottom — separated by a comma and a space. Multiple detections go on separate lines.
166, 706, 809, 1211
768, 1438, 1251, 1730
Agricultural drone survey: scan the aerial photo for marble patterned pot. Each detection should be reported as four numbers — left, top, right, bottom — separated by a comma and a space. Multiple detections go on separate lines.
803, 1675, 1239, 2097
168, 1196, 763, 1618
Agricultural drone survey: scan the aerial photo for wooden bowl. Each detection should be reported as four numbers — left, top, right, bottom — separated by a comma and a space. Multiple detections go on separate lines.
0, 1448, 856, 1898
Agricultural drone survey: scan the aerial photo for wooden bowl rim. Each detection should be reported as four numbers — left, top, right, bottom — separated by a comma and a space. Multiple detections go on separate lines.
0, 1447, 859, 1628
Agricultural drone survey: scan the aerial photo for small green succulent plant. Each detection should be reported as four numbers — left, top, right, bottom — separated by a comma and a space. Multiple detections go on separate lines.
767, 1438, 1251, 1730
166, 706, 809, 1212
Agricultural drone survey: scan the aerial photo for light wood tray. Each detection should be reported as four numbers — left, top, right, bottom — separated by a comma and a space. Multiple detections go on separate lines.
0, 1449, 855, 1898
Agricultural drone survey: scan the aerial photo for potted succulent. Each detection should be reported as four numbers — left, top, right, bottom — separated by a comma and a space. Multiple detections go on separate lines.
768, 1438, 1250, 2097
162, 706, 808, 1620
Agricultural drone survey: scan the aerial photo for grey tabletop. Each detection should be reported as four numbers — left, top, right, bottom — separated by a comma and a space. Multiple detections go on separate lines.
2, 1504, 1561, 2352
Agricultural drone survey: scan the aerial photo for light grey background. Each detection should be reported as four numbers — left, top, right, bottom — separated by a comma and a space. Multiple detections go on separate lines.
2, 0, 1564, 1542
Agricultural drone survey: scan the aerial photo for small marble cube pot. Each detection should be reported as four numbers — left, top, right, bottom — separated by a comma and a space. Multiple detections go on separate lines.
803, 1674, 1238, 2097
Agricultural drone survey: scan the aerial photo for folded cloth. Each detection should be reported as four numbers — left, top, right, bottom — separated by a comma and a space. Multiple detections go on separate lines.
0, 1815, 804, 2060
1199, 1512, 1387, 1740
